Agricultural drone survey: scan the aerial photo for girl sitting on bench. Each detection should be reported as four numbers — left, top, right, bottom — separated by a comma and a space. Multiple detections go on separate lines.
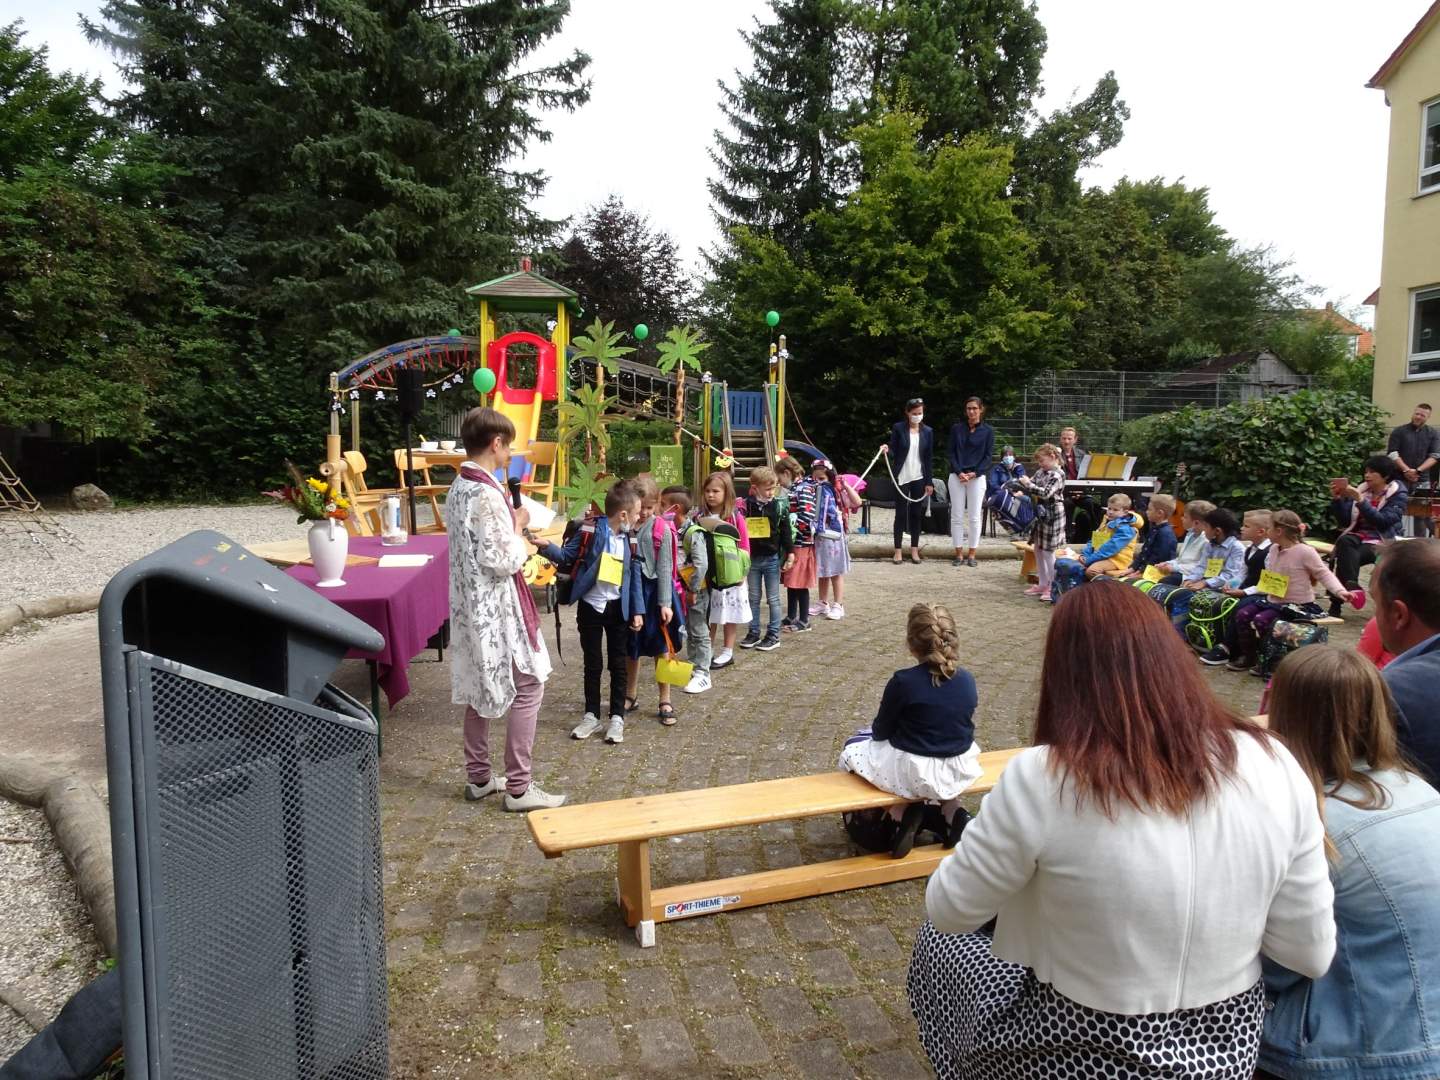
839, 603, 983, 858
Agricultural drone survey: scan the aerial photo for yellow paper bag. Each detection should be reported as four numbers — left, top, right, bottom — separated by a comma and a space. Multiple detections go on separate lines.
1258, 569, 1290, 598
654, 624, 693, 687
1205, 557, 1223, 578
1142, 563, 1164, 583
598, 551, 624, 586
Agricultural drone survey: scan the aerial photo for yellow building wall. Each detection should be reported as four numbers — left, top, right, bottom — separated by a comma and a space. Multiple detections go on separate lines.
1374, 20, 1440, 424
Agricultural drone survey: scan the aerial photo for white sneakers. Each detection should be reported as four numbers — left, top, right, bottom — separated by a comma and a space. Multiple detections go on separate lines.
811, 601, 829, 617
571, 712, 603, 739
683, 670, 711, 694
503, 784, 566, 811
826, 604, 846, 620
711, 648, 734, 668
464, 776, 565, 811
464, 776, 503, 801
604, 716, 625, 744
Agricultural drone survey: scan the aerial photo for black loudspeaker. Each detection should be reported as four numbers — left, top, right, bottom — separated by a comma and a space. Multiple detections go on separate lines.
395, 367, 424, 420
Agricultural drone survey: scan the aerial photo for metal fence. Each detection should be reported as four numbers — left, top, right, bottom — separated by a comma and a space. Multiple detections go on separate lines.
987, 368, 1313, 453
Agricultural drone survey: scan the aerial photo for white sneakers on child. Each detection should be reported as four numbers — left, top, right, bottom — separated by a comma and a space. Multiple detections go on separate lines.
811, 601, 830, 617
604, 716, 625, 744
683, 670, 711, 694
463, 776, 503, 801
711, 648, 734, 669
825, 604, 846, 620
571, 713, 603, 739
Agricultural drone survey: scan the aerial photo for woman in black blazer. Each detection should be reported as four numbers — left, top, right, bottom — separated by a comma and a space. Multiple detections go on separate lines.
880, 397, 935, 563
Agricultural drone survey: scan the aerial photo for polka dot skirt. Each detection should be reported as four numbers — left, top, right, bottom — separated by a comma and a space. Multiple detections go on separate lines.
907, 922, 1265, 1080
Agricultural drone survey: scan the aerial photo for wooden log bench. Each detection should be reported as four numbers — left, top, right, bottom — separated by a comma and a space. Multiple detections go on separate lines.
527, 747, 1025, 946
1012, 540, 1036, 582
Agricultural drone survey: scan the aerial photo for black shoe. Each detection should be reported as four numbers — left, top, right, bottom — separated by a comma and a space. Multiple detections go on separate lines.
756, 636, 780, 651
739, 632, 762, 649
944, 807, 973, 849
1328, 597, 1343, 619
1198, 646, 1229, 666
920, 804, 948, 845
891, 803, 926, 859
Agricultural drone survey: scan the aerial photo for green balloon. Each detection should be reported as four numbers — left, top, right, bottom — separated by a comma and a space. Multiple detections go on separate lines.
765, 310, 780, 327
634, 323, 649, 341
447, 327, 461, 337
473, 367, 497, 394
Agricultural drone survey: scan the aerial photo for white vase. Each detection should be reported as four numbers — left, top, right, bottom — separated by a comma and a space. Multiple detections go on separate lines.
308, 518, 348, 587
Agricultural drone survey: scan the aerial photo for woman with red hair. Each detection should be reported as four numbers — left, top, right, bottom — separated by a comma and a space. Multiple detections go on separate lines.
908, 581, 1336, 1079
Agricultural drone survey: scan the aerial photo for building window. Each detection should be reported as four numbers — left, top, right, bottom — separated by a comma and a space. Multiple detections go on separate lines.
1412, 287, 1440, 377
1424, 99, 1440, 192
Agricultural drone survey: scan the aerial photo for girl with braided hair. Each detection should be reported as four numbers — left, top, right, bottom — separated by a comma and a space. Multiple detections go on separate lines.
839, 603, 984, 857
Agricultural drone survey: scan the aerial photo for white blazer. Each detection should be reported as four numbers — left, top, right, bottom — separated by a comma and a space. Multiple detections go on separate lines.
926, 733, 1335, 1015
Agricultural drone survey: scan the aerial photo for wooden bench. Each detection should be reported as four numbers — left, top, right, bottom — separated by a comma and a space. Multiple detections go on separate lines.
1012, 540, 1037, 582
1304, 538, 1335, 557
527, 747, 1025, 946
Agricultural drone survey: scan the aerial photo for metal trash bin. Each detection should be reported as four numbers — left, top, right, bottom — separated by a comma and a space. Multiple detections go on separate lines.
99, 530, 390, 1079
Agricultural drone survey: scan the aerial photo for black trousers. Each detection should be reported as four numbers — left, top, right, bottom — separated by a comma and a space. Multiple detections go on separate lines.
1066, 493, 1098, 543
1333, 533, 1379, 589
577, 598, 628, 719
893, 479, 928, 549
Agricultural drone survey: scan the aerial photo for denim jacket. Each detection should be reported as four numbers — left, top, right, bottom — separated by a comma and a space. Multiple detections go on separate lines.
1260, 766, 1440, 1079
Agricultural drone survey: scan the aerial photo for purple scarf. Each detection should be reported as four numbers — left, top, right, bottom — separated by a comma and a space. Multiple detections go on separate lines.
462, 463, 541, 650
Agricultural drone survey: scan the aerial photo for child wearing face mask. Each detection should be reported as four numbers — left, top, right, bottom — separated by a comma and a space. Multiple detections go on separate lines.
537, 480, 645, 746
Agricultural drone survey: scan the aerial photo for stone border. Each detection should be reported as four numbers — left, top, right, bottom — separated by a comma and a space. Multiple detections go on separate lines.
0, 592, 102, 636
0, 758, 116, 959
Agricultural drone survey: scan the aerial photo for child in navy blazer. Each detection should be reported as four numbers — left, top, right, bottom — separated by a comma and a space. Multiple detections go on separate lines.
538, 480, 644, 745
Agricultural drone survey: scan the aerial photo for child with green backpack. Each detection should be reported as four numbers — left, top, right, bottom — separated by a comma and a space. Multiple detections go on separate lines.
698, 470, 751, 670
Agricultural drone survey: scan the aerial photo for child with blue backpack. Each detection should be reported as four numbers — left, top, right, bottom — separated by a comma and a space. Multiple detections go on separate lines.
537, 480, 644, 746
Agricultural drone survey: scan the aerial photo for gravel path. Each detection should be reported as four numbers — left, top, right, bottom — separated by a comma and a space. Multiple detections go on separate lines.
1, 503, 305, 608
0, 799, 106, 1060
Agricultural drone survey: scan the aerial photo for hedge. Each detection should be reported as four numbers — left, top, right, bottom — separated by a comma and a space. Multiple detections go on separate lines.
1122, 390, 1389, 536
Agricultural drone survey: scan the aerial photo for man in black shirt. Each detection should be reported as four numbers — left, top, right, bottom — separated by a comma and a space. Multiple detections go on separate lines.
1389, 403, 1440, 537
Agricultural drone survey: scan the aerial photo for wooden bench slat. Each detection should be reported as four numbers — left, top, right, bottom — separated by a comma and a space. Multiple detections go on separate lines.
528, 747, 1025, 858
647, 844, 952, 925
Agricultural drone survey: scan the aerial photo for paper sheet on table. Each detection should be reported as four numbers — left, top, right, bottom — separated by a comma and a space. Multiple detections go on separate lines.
520, 494, 556, 532
378, 553, 433, 568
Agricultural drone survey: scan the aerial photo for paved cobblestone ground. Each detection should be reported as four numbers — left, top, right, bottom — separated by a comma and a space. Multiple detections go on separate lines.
369, 558, 1361, 1079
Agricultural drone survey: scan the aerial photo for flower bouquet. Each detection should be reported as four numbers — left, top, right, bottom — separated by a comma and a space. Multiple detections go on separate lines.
264, 463, 352, 587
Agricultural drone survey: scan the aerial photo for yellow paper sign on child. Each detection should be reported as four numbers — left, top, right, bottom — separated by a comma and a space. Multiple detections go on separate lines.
598, 551, 624, 586
1258, 569, 1290, 598
1142, 563, 1164, 583
1205, 557, 1223, 578
747, 515, 771, 540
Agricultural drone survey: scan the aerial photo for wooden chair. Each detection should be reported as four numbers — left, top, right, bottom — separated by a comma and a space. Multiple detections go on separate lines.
392, 450, 450, 532
527, 748, 1024, 947
519, 440, 558, 507
340, 450, 399, 537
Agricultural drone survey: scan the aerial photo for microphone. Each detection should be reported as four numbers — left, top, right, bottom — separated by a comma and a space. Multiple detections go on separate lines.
507, 476, 522, 510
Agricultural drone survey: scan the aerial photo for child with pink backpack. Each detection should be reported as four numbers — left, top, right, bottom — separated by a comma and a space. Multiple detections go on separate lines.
623, 477, 686, 728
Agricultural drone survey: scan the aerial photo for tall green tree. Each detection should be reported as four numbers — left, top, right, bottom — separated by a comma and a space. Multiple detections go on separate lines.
718, 110, 1063, 463
0, 26, 217, 445
555, 195, 693, 358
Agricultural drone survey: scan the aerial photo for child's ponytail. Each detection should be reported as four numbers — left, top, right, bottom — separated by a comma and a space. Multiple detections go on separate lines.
907, 602, 959, 686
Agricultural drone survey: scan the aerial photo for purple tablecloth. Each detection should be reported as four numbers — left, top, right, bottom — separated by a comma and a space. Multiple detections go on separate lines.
286, 534, 449, 707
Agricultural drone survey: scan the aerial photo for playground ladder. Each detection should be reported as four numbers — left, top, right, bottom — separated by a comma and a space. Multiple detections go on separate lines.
0, 453, 80, 558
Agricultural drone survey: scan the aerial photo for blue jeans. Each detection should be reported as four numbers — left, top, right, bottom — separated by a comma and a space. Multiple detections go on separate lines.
747, 554, 782, 638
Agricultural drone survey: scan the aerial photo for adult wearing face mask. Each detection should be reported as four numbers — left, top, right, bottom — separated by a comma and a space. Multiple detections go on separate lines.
881, 397, 935, 564
985, 446, 1032, 539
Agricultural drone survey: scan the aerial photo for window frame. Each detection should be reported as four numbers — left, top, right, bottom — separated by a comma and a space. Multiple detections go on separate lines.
1407, 285, 1440, 381
1421, 97, 1440, 193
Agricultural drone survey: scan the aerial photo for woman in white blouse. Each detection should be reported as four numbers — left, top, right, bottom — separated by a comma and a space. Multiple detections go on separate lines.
908, 581, 1335, 1079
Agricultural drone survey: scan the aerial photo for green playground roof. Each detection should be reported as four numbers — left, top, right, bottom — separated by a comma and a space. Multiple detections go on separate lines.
466, 262, 581, 314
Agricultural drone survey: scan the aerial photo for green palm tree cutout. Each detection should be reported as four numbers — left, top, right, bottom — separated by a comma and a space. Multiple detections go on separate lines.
555, 455, 617, 511
654, 325, 711, 374
570, 317, 634, 376
556, 383, 615, 461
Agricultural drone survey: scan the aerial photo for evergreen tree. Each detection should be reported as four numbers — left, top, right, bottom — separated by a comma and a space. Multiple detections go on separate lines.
555, 195, 693, 358
707, 0, 859, 253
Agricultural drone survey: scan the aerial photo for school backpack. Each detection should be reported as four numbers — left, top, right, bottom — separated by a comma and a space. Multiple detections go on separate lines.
1183, 590, 1240, 653
695, 518, 750, 589
652, 515, 686, 617
1135, 578, 1184, 612
553, 517, 595, 606
1257, 620, 1329, 678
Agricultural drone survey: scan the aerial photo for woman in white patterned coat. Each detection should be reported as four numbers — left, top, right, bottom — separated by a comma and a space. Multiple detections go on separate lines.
445, 407, 564, 812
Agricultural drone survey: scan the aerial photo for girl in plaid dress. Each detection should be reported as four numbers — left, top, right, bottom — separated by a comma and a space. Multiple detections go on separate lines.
1016, 443, 1066, 602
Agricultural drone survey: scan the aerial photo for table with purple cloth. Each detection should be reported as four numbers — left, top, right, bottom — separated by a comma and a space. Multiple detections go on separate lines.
285, 534, 450, 714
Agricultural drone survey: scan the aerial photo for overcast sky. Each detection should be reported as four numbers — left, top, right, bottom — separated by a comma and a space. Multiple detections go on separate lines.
16, 0, 1429, 319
